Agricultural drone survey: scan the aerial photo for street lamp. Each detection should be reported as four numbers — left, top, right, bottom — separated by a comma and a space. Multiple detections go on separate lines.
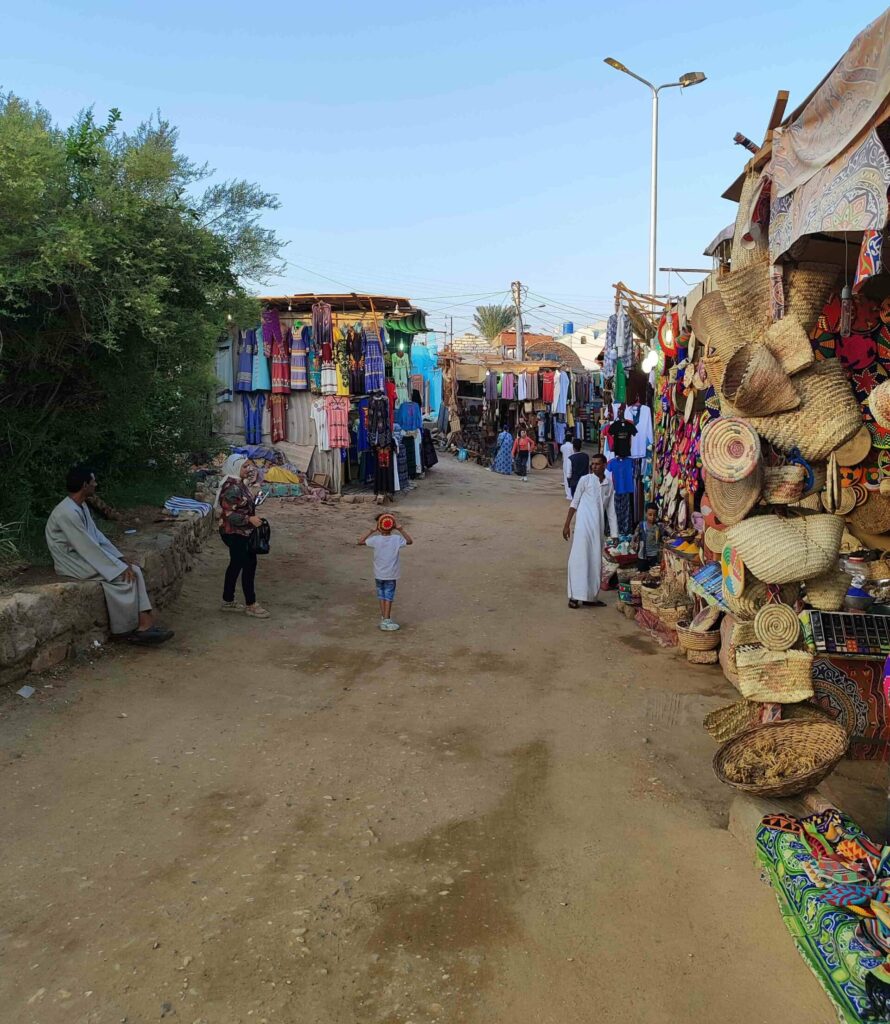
603, 58, 706, 306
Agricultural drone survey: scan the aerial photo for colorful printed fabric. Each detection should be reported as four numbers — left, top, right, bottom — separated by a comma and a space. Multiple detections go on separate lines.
855, 229, 884, 294
324, 395, 349, 449
770, 263, 786, 321
251, 326, 271, 391
363, 327, 386, 392
392, 352, 410, 405
811, 655, 890, 760
269, 394, 288, 443
603, 315, 617, 378
490, 430, 513, 475
756, 809, 890, 1023
270, 323, 290, 394
289, 326, 309, 390
242, 393, 265, 445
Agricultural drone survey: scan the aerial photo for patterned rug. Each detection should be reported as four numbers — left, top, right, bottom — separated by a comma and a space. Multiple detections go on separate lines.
811, 656, 890, 761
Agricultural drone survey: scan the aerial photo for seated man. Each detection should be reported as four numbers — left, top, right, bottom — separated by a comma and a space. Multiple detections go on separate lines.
45, 466, 174, 645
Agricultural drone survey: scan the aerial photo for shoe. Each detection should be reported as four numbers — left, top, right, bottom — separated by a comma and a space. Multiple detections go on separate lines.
381, 619, 401, 631
245, 604, 270, 619
220, 601, 244, 612
127, 626, 174, 645
522, 476, 528, 482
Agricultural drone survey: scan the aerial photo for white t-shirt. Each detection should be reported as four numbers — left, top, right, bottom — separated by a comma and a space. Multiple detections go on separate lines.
366, 533, 407, 580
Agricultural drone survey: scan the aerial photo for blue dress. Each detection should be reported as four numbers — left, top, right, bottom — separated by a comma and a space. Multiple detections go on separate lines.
491, 430, 513, 475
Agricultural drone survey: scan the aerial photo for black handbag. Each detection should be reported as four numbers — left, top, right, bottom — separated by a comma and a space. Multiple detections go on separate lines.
248, 518, 271, 555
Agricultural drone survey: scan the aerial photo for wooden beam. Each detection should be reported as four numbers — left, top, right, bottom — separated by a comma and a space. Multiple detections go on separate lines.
767, 90, 790, 132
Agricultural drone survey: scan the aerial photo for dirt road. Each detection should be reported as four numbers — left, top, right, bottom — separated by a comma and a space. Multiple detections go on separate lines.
0, 457, 834, 1024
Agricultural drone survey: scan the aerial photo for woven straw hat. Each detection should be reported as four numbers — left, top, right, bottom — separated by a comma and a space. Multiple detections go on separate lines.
868, 380, 890, 429
721, 344, 800, 415
725, 513, 844, 584
805, 569, 850, 611
849, 492, 890, 535
704, 525, 726, 554
834, 425, 872, 467
706, 467, 763, 526
785, 262, 841, 334
700, 418, 761, 481
718, 260, 772, 343
724, 575, 799, 619
754, 603, 801, 651
690, 291, 746, 366
762, 464, 807, 505
720, 360, 861, 462
730, 169, 771, 271
763, 310, 814, 377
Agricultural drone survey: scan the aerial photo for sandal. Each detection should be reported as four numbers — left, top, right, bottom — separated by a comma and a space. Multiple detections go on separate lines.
568, 599, 581, 609
583, 600, 606, 607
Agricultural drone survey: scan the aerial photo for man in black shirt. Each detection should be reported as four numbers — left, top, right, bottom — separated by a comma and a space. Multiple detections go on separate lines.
567, 438, 590, 497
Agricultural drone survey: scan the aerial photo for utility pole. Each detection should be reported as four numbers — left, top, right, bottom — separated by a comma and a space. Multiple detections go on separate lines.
511, 281, 524, 361
448, 316, 453, 347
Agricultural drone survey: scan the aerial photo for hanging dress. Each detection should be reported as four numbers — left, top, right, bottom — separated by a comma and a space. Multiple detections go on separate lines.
270, 322, 291, 394
251, 326, 271, 391
363, 326, 385, 392
235, 329, 255, 392
392, 352, 410, 405
289, 326, 309, 390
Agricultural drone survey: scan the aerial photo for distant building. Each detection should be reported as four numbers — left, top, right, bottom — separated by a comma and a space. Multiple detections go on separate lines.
553, 322, 608, 370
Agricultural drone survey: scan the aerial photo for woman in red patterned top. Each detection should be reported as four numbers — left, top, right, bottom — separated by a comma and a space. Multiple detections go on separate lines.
216, 455, 270, 619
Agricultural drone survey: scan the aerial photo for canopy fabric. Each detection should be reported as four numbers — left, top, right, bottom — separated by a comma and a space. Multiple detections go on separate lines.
772, 10, 890, 199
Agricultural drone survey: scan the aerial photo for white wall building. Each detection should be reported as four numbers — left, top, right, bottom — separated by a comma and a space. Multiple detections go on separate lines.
553, 321, 608, 370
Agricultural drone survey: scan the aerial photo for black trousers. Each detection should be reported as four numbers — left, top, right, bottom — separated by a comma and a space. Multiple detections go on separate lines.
221, 532, 257, 605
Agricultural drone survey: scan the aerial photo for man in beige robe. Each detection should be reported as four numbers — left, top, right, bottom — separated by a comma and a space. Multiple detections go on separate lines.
45, 466, 173, 645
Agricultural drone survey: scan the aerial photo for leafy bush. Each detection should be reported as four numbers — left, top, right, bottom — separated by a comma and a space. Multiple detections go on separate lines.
0, 94, 283, 553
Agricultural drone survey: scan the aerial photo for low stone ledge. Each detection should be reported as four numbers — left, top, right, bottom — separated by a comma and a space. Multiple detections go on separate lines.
0, 511, 213, 685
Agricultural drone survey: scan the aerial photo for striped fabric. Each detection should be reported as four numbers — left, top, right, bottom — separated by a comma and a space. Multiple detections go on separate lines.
363, 327, 386, 392
290, 326, 309, 390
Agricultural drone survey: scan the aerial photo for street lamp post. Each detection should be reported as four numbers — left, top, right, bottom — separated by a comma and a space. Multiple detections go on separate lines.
603, 59, 706, 306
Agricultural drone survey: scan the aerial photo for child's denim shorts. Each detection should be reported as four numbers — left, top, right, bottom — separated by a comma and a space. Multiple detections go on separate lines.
375, 579, 397, 601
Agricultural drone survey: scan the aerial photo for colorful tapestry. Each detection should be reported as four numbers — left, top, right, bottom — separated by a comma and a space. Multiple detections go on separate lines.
756, 809, 890, 1023
771, 10, 890, 199
855, 229, 885, 294
770, 129, 890, 261
811, 655, 890, 761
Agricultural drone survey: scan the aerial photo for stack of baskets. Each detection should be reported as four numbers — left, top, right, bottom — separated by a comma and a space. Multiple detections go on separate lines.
676, 620, 721, 664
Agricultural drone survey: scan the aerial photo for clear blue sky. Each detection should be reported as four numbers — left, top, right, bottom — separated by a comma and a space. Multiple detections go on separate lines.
4, 1, 887, 337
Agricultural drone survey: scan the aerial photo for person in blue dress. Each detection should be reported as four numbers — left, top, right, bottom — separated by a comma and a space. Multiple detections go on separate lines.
491, 428, 513, 475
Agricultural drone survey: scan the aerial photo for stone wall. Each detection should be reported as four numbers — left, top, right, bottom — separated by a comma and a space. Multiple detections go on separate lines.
0, 512, 214, 685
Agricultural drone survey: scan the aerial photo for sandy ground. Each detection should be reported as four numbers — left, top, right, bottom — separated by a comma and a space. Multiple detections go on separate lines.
0, 456, 837, 1024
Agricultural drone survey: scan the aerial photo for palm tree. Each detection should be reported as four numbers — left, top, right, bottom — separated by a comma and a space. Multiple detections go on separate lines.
473, 304, 514, 344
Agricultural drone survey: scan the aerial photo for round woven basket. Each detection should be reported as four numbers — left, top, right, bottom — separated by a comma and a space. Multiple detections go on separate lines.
720, 360, 861, 462
805, 570, 850, 611
763, 310, 814, 377
690, 291, 745, 358
753, 603, 800, 651
725, 513, 844, 584
725, 576, 800, 619
849, 493, 890, 535
762, 465, 807, 505
822, 487, 856, 515
835, 425, 872, 467
718, 260, 772, 343
676, 621, 722, 651
704, 525, 725, 554
713, 719, 848, 798
700, 418, 761, 481
530, 453, 548, 470
706, 468, 763, 526
735, 646, 814, 702
784, 262, 841, 334
721, 345, 800, 415
869, 380, 890, 429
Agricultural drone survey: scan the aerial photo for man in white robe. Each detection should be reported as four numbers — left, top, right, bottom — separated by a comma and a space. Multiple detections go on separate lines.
45, 466, 174, 644
560, 437, 575, 500
562, 454, 618, 608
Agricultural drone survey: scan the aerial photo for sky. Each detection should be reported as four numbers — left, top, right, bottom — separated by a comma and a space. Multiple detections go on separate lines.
4, 1, 888, 338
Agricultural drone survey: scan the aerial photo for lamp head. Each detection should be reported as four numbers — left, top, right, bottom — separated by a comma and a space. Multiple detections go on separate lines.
679, 71, 706, 88
604, 57, 629, 74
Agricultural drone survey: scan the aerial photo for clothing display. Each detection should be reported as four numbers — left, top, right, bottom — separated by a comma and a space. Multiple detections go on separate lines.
269, 394, 288, 443
325, 395, 350, 449
541, 371, 555, 404
242, 393, 265, 445
312, 302, 333, 360
290, 326, 309, 390
392, 352, 410, 405
607, 456, 634, 495
251, 326, 271, 391
501, 373, 515, 400
626, 402, 653, 459
348, 327, 365, 395
368, 394, 391, 448
321, 364, 338, 396
236, 329, 255, 392
607, 419, 637, 458
310, 398, 330, 451
614, 492, 634, 535
363, 327, 386, 392
396, 401, 422, 431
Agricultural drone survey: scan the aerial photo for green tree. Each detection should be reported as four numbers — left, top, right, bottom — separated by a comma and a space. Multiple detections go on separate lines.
472, 304, 514, 343
0, 94, 284, 553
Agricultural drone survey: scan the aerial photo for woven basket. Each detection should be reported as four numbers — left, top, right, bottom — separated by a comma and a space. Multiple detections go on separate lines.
659, 604, 691, 629
721, 345, 800, 415
640, 584, 660, 612
690, 291, 746, 359
676, 621, 722, 651
805, 570, 849, 611
725, 513, 844, 584
687, 648, 719, 665
721, 360, 861, 462
857, 557, 890, 581
724, 576, 800, 619
869, 380, 890, 429
704, 526, 726, 554
718, 259, 772, 343
835, 426, 872, 468
704, 699, 760, 741
822, 487, 857, 516
763, 311, 815, 377
700, 418, 761, 481
712, 719, 848, 798
730, 169, 771, 271
706, 468, 763, 526
785, 262, 841, 334
736, 646, 814, 702
849, 493, 890, 535
753, 603, 800, 651
761, 465, 807, 505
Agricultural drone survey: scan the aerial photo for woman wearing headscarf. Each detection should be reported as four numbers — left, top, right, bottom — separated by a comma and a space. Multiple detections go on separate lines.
490, 427, 513, 475
216, 455, 270, 618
